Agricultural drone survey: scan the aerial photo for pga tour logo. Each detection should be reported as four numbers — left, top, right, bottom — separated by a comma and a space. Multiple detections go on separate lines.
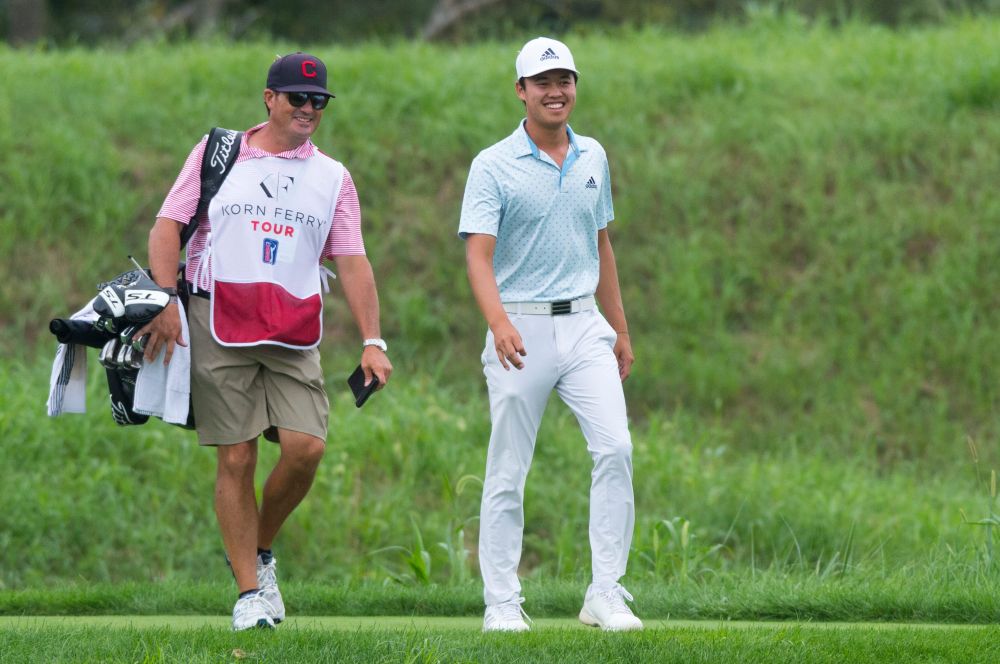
262, 238, 279, 265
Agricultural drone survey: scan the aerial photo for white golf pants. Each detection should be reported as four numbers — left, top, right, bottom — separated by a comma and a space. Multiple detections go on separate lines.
478, 309, 635, 606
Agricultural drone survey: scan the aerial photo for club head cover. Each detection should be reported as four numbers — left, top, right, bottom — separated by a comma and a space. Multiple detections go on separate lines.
94, 267, 170, 326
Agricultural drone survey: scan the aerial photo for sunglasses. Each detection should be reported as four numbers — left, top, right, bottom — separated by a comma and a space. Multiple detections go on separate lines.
284, 91, 330, 110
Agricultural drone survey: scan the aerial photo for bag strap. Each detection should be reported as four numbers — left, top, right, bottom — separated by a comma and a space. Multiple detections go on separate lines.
180, 126, 243, 249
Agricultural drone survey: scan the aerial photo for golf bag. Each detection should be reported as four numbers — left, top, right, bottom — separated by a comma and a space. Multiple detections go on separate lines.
50, 261, 183, 426
48, 127, 243, 428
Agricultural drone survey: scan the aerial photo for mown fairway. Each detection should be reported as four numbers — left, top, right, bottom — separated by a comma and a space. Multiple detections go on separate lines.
1, 617, 999, 664
1, 11, 1000, 661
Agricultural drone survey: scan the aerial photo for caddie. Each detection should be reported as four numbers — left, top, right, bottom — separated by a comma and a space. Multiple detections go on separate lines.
136, 51, 392, 631
459, 37, 642, 632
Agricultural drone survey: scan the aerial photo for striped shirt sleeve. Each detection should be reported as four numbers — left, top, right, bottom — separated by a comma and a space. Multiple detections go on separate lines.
323, 168, 366, 258
157, 138, 208, 224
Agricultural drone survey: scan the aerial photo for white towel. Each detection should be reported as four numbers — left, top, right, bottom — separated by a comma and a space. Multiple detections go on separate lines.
47, 300, 99, 416
134, 298, 191, 425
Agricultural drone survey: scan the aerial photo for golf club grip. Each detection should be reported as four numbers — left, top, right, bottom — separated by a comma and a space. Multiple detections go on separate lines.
49, 318, 114, 348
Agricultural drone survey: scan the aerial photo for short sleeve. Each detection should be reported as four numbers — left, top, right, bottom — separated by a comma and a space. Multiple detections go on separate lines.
458, 155, 503, 239
157, 137, 208, 224
598, 153, 614, 229
323, 168, 366, 258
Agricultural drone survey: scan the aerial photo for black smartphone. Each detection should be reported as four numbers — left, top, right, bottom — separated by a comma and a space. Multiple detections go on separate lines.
347, 365, 380, 408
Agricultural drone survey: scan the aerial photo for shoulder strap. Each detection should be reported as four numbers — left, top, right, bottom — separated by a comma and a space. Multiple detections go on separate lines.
180, 127, 243, 248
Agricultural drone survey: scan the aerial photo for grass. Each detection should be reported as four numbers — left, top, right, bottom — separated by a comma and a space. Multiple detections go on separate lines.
2, 17, 999, 462
0, 620, 998, 664
4, 352, 999, 589
4, 574, 1000, 623
3, 16, 1000, 638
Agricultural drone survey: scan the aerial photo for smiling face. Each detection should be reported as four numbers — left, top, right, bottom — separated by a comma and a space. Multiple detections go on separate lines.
264, 89, 324, 146
516, 69, 577, 133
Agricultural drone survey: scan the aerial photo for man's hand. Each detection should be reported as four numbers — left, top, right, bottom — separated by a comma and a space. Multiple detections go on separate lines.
136, 302, 187, 365
142, 216, 186, 365
613, 332, 634, 381
361, 345, 392, 389
491, 318, 527, 371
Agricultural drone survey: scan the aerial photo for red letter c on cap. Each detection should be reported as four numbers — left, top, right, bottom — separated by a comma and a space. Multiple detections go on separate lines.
301, 61, 317, 78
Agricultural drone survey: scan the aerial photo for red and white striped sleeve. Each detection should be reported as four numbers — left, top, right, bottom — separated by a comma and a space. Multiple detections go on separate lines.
323, 168, 366, 258
157, 137, 208, 224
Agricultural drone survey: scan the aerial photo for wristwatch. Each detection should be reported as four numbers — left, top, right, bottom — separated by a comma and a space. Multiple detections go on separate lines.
363, 338, 388, 352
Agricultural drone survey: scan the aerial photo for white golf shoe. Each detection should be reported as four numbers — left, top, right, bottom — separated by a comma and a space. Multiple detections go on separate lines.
231, 592, 276, 631
579, 584, 644, 631
483, 596, 531, 632
257, 554, 285, 624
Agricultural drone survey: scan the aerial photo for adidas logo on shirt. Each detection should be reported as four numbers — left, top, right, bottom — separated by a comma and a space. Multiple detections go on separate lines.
585, 176, 597, 189
540, 48, 559, 61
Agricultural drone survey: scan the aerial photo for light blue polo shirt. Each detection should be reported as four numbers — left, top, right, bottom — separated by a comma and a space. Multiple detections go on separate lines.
459, 121, 614, 302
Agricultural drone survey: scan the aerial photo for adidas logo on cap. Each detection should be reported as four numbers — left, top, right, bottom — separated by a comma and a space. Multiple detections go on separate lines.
540, 47, 559, 61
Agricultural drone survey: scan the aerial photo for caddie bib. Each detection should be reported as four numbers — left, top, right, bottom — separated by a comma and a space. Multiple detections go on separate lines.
205, 153, 344, 349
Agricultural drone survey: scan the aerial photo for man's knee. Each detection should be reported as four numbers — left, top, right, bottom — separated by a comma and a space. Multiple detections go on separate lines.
217, 441, 257, 477
280, 431, 326, 471
593, 435, 633, 465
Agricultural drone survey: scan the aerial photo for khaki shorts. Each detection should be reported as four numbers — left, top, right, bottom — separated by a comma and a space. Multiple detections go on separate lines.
187, 296, 329, 446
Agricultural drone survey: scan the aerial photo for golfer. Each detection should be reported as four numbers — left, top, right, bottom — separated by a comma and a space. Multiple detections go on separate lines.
459, 37, 642, 632
139, 52, 392, 630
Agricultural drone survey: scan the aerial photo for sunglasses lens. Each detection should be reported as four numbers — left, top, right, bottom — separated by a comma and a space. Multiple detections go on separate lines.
284, 92, 328, 109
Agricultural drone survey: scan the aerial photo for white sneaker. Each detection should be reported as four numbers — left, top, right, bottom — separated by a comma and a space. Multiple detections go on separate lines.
231, 592, 276, 631
579, 584, 644, 631
257, 554, 285, 624
483, 596, 531, 632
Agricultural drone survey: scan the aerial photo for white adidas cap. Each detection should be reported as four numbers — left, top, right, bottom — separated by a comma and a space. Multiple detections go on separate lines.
515, 37, 579, 80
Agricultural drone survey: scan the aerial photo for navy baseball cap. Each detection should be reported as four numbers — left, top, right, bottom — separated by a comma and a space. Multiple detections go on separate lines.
266, 52, 334, 97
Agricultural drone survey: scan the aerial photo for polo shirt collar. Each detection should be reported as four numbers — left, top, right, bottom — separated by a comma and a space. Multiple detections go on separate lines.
514, 120, 583, 160
242, 121, 317, 159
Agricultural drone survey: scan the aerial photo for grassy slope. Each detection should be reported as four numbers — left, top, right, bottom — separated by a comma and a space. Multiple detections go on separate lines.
1, 17, 999, 591
1, 17, 998, 457
1, 356, 998, 594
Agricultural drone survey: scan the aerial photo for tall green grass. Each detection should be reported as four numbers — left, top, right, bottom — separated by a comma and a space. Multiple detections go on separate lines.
2, 18, 998, 463
2, 17, 999, 590
1, 352, 996, 590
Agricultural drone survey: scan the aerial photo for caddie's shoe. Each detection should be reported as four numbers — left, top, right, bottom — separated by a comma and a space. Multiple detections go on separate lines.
257, 553, 285, 624
483, 596, 531, 632
579, 584, 644, 631
231, 592, 276, 631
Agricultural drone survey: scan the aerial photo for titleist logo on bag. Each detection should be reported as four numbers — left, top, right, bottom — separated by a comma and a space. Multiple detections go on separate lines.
209, 129, 239, 174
